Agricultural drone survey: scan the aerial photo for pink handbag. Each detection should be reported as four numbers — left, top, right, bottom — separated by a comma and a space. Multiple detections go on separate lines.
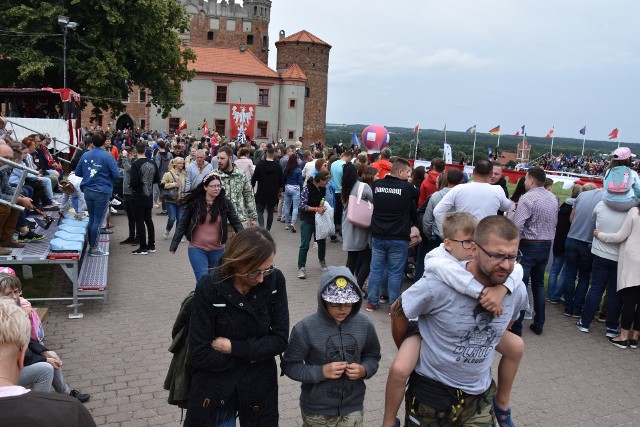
347, 182, 373, 228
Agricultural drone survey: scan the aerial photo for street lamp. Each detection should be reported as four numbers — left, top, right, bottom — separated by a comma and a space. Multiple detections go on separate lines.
58, 15, 77, 89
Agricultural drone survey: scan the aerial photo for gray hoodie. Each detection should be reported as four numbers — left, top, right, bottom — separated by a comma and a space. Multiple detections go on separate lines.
281, 266, 381, 416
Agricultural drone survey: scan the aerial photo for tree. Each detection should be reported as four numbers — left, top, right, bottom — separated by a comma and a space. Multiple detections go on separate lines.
0, 0, 196, 118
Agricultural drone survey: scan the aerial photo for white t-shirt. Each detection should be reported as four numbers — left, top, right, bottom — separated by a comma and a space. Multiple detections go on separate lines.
433, 182, 511, 233
402, 265, 528, 394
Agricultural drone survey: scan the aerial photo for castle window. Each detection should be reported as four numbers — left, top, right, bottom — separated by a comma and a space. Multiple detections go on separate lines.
138, 89, 146, 103
287, 130, 295, 140
262, 36, 268, 48
289, 99, 296, 109
258, 88, 270, 106
247, 35, 254, 45
214, 119, 226, 136
305, 87, 310, 98
207, 31, 214, 40
254, 6, 257, 15
168, 117, 181, 133
216, 85, 228, 103
140, 119, 146, 130
257, 121, 268, 138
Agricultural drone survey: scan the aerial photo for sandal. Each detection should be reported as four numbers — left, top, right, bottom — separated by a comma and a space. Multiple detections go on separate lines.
493, 398, 515, 427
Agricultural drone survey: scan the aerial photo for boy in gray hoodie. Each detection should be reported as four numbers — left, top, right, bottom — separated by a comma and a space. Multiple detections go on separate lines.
282, 266, 381, 426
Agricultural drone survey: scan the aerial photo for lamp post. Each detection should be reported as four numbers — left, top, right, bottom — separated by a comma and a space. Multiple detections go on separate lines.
57, 16, 77, 89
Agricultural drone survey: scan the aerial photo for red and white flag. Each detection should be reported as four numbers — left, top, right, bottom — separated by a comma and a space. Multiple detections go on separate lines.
608, 128, 619, 139
202, 121, 209, 137
414, 123, 420, 133
545, 127, 554, 138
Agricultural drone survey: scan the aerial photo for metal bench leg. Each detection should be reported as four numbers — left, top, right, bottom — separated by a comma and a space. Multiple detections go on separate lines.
60, 261, 83, 319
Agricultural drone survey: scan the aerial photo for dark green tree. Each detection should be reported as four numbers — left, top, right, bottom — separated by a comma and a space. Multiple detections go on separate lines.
0, 0, 196, 118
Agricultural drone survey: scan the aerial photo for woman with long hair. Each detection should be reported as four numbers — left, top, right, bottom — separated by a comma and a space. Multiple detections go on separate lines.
297, 170, 331, 279
186, 228, 289, 426
594, 203, 640, 349
283, 154, 302, 232
361, 166, 378, 189
341, 163, 373, 289
410, 166, 426, 192
170, 173, 243, 281
161, 157, 187, 240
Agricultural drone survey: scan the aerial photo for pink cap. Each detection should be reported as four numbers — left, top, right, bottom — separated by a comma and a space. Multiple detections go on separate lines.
612, 147, 636, 160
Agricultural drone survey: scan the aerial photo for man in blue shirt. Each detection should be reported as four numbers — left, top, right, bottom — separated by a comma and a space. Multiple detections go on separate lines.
75, 132, 121, 257
329, 150, 353, 242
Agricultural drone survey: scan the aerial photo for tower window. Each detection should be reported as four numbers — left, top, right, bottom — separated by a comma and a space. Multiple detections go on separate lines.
207, 31, 214, 40
305, 87, 310, 98
289, 99, 296, 109
262, 36, 268, 48
247, 35, 254, 45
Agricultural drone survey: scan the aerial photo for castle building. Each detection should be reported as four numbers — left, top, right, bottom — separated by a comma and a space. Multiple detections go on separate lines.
84, 1, 331, 147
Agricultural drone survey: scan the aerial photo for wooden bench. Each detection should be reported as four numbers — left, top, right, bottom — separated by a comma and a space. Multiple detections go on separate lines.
35, 307, 48, 322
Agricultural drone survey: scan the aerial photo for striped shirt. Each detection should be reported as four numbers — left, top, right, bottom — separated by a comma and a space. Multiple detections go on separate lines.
513, 186, 558, 241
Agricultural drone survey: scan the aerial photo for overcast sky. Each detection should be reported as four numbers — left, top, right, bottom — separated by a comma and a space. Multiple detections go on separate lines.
263, 0, 640, 143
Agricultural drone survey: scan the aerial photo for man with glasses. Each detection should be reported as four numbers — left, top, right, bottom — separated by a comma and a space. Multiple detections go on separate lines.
394, 215, 527, 426
509, 167, 558, 336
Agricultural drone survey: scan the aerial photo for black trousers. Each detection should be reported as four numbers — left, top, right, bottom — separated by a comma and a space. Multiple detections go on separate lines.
123, 195, 136, 239
132, 200, 154, 249
256, 202, 275, 231
620, 287, 640, 331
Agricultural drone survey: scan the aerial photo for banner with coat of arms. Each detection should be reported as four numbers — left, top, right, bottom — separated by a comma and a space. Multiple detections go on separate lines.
229, 103, 256, 142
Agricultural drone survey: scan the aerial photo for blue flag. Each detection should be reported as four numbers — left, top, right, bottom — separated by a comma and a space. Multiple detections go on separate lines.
352, 132, 360, 148
579, 126, 586, 135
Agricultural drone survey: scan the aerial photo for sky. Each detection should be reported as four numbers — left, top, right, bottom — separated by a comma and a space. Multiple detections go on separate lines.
260, 0, 640, 143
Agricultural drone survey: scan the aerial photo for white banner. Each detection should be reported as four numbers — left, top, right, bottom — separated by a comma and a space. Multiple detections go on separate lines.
6, 118, 74, 152
443, 143, 453, 164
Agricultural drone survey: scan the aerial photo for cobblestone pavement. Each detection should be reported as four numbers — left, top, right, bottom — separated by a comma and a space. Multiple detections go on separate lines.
40, 209, 640, 426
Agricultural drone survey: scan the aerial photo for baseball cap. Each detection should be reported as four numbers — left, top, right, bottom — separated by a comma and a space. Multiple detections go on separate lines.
612, 147, 636, 160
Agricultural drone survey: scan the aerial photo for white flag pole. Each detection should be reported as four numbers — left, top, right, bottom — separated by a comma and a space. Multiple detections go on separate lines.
581, 125, 587, 157
414, 129, 419, 159
617, 129, 621, 148
471, 127, 477, 165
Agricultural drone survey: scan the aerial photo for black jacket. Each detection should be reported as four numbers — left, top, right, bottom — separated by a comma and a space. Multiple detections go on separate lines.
24, 338, 49, 366
371, 175, 418, 240
184, 269, 289, 426
553, 199, 575, 256
251, 159, 283, 206
169, 197, 243, 252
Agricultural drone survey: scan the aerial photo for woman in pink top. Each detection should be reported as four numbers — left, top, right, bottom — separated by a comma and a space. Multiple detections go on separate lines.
170, 173, 243, 281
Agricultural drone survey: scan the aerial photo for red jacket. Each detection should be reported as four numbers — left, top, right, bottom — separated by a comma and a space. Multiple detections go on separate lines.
371, 159, 392, 178
418, 170, 441, 206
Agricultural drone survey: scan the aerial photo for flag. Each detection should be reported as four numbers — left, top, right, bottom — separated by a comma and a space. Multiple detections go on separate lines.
608, 128, 619, 139
515, 125, 525, 137
579, 126, 586, 135
545, 127, 555, 138
466, 125, 476, 133
352, 131, 360, 148
177, 120, 187, 132
488, 125, 500, 135
202, 121, 209, 137
197, 118, 207, 130
441, 123, 447, 135
413, 123, 420, 133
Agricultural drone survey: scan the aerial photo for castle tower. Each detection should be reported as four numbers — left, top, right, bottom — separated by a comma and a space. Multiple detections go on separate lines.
276, 30, 331, 145
179, 0, 271, 65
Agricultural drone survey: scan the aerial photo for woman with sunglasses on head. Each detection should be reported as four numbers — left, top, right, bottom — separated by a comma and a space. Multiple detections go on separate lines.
185, 228, 289, 427
170, 172, 243, 281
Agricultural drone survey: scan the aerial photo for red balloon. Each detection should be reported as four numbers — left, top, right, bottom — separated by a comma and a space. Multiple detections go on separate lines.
362, 125, 389, 152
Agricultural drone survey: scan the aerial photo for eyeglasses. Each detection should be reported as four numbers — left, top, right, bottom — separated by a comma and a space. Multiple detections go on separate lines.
207, 184, 221, 189
1, 289, 22, 297
328, 303, 353, 308
475, 242, 522, 264
238, 265, 275, 280
450, 239, 473, 249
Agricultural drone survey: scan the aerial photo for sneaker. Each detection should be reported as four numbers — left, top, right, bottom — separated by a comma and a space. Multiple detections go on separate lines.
597, 312, 607, 323
18, 231, 45, 242
120, 237, 137, 245
156, 211, 168, 216
89, 249, 109, 257
163, 230, 169, 240
319, 260, 328, 271
571, 313, 582, 318
276, 217, 282, 222
379, 295, 389, 304
132, 248, 148, 255
608, 337, 628, 349
99, 228, 113, 234
563, 311, 573, 317
629, 339, 638, 349
365, 302, 378, 312
312, 241, 318, 249
529, 324, 543, 335
148, 245, 156, 253
524, 310, 533, 320
547, 298, 560, 304
606, 327, 621, 338
285, 224, 291, 230
110, 206, 117, 213
575, 320, 589, 333
297, 267, 306, 279
110, 198, 122, 206
69, 389, 91, 403
291, 225, 296, 233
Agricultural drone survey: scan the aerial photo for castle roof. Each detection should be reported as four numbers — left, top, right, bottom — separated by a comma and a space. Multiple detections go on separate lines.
187, 45, 279, 78
276, 30, 331, 48
280, 64, 307, 80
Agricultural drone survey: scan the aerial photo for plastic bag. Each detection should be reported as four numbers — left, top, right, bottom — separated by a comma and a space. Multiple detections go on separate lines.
314, 202, 335, 241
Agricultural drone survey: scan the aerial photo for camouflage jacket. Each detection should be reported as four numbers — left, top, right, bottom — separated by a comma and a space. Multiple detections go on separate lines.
215, 165, 257, 223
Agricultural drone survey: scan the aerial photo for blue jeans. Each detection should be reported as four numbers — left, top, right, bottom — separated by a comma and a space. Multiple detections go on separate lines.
581, 255, 621, 328
284, 186, 300, 225
561, 238, 594, 316
84, 189, 110, 249
188, 246, 224, 281
511, 240, 551, 334
367, 238, 408, 306
547, 253, 565, 302
165, 203, 185, 232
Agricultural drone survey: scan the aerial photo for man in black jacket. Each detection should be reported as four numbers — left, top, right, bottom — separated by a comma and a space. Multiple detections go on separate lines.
366, 158, 418, 312
251, 146, 284, 231
131, 141, 159, 255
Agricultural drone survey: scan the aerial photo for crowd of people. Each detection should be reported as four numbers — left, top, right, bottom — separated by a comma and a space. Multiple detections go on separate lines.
532, 152, 640, 176
1, 118, 640, 426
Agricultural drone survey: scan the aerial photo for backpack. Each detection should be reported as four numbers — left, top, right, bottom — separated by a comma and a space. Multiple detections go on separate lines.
604, 166, 633, 195
164, 291, 194, 409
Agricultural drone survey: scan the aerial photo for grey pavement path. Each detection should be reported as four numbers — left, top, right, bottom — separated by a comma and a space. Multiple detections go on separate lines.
39, 209, 640, 427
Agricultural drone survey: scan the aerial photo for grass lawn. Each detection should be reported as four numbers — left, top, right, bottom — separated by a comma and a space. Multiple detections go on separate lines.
506, 181, 574, 205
